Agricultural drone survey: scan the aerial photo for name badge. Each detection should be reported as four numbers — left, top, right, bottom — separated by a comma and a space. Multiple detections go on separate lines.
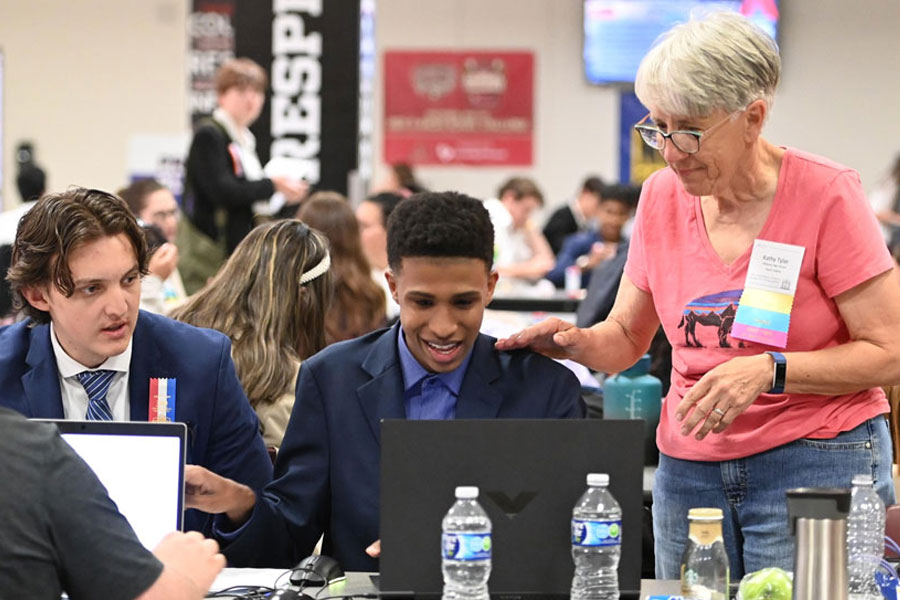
149, 378, 176, 422
731, 239, 805, 348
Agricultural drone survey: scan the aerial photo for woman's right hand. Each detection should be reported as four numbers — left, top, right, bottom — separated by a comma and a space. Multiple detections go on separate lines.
494, 317, 583, 360
272, 176, 309, 205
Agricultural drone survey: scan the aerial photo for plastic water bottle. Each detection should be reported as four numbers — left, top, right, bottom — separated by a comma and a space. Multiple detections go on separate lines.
442, 486, 492, 600
603, 354, 662, 465
571, 473, 621, 600
847, 474, 885, 599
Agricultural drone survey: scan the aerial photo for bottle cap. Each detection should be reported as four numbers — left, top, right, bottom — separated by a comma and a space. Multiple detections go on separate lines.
851, 474, 874, 486
620, 354, 651, 377
688, 507, 723, 521
586, 473, 609, 486
455, 486, 479, 499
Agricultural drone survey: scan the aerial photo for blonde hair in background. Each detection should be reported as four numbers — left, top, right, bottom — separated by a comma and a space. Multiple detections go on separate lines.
171, 220, 333, 407
635, 11, 781, 119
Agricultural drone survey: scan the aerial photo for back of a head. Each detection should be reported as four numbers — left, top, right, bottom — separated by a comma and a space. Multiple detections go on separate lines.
16, 165, 46, 203
634, 11, 781, 117
298, 191, 362, 261
497, 177, 544, 206
298, 191, 385, 343
367, 192, 405, 226
7, 187, 148, 324
387, 191, 494, 273
172, 220, 332, 404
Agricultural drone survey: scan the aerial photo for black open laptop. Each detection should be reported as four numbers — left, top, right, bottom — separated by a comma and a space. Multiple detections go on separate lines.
379, 419, 644, 598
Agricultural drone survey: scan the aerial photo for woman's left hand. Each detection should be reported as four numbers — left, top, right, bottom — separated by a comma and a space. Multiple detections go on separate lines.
675, 353, 773, 440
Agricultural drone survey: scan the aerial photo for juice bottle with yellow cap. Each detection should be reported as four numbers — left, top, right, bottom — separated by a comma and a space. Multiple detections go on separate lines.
680, 508, 729, 600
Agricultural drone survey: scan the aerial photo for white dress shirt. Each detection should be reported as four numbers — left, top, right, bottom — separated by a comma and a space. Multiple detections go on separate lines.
50, 323, 133, 421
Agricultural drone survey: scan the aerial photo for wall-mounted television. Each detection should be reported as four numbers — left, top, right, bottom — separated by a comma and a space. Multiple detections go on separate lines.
584, 0, 780, 85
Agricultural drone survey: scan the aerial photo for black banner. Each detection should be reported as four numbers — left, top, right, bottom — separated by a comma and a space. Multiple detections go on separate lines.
188, 0, 236, 126
234, 0, 361, 194
189, 0, 362, 194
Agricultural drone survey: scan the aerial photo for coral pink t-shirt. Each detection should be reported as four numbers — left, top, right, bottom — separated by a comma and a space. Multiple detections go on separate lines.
625, 148, 894, 461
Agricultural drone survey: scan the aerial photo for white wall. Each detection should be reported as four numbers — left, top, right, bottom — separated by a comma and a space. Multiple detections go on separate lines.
0, 0, 188, 207
2, 0, 899, 211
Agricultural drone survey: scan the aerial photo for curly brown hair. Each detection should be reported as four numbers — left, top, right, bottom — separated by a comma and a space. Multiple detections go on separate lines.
6, 187, 148, 324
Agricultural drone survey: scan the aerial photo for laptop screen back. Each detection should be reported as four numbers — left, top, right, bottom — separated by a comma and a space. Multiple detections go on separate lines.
40, 420, 186, 551
379, 419, 644, 598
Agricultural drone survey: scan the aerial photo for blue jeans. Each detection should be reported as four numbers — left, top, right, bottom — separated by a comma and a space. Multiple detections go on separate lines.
652, 417, 895, 579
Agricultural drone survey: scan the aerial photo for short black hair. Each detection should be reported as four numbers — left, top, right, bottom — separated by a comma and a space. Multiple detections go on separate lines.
581, 175, 605, 197
600, 183, 642, 209
367, 192, 404, 226
387, 191, 494, 272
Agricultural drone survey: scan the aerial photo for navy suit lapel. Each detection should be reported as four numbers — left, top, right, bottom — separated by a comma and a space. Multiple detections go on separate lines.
22, 324, 65, 418
128, 313, 164, 421
455, 334, 504, 419
357, 326, 406, 445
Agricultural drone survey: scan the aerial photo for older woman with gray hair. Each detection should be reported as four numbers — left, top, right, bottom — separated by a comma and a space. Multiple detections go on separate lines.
498, 11, 900, 578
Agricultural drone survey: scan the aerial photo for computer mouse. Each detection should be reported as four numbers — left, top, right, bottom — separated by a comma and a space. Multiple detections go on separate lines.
267, 590, 313, 600
289, 554, 346, 587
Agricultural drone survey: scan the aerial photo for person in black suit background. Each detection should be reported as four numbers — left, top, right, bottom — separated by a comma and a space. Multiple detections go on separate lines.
179, 58, 307, 293
542, 175, 605, 255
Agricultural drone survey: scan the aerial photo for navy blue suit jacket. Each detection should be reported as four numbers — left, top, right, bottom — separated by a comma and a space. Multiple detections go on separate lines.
221, 325, 584, 571
0, 310, 273, 532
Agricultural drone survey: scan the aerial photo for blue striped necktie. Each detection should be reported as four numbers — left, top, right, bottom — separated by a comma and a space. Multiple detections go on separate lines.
76, 370, 116, 421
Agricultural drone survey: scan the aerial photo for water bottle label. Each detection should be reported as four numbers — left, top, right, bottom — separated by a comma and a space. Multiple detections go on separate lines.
442, 532, 492, 561
571, 518, 622, 547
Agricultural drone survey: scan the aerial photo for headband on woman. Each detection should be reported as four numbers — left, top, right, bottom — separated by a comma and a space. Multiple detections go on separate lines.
299, 252, 331, 285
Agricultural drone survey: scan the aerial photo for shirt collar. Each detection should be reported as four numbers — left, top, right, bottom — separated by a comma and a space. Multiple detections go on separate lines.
570, 196, 588, 228
397, 326, 473, 395
50, 322, 133, 378
213, 107, 255, 150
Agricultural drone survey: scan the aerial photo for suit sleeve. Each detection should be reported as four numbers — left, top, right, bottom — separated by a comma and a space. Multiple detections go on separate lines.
188, 126, 275, 210
206, 337, 273, 493
544, 360, 586, 419
220, 361, 329, 567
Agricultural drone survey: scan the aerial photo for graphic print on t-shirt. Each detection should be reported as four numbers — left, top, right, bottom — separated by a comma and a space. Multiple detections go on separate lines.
678, 290, 744, 348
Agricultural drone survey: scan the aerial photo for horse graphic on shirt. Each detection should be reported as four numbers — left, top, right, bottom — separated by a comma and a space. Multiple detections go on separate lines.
678, 290, 743, 348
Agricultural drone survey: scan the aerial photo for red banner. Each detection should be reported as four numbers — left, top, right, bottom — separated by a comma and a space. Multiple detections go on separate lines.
384, 51, 534, 166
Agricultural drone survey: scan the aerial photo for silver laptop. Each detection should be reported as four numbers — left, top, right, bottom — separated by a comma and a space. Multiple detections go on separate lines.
37, 419, 186, 551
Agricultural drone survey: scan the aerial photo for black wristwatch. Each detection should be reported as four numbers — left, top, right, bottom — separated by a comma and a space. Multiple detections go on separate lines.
766, 351, 786, 394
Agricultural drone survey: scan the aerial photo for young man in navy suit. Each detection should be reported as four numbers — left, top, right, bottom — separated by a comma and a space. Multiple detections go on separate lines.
0, 187, 272, 533
186, 191, 584, 571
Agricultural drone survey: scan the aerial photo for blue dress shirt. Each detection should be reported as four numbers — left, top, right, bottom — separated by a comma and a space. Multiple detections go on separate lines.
397, 327, 473, 420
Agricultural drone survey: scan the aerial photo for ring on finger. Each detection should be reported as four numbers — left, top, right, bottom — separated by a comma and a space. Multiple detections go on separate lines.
712, 407, 726, 416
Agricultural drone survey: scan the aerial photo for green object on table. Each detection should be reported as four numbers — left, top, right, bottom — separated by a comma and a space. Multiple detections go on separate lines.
737, 567, 793, 600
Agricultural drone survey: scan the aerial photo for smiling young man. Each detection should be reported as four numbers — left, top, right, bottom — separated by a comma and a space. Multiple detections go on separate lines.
184, 191, 584, 571
0, 187, 272, 533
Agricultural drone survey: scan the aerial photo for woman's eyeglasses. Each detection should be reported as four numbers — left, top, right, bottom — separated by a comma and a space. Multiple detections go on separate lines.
634, 111, 739, 155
